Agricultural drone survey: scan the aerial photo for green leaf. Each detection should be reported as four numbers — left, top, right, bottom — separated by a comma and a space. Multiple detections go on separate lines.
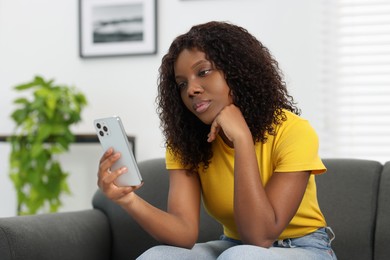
50, 124, 66, 135
13, 98, 29, 105
9, 173, 21, 188
34, 75, 47, 86
61, 180, 71, 195
45, 95, 57, 118
11, 108, 29, 125
36, 124, 52, 142
14, 82, 38, 91
28, 169, 41, 186
31, 143, 44, 158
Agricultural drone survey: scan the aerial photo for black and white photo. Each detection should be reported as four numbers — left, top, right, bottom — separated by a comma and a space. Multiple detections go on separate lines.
79, 0, 157, 58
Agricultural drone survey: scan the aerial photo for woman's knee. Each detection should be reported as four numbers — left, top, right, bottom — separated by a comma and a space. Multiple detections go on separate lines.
137, 244, 213, 260
136, 245, 191, 260
217, 245, 272, 260
137, 245, 166, 259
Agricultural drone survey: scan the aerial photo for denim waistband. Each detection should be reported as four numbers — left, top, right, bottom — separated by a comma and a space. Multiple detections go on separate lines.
220, 226, 335, 247
220, 234, 242, 245
273, 226, 336, 247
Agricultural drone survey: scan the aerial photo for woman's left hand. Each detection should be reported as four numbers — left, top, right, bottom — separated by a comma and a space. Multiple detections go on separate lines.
207, 104, 252, 144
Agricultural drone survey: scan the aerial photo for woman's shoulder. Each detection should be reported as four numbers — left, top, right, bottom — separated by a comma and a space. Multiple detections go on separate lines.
279, 109, 309, 127
282, 109, 305, 121
276, 109, 317, 137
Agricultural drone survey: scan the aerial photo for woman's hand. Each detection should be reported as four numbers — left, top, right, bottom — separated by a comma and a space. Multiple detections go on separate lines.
207, 104, 252, 144
97, 148, 143, 206
97, 149, 200, 248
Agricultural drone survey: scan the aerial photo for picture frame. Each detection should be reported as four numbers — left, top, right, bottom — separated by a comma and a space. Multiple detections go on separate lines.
79, 0, 157, 58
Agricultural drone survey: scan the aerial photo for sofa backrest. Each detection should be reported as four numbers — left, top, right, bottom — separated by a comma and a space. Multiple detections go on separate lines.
317, 159, 383, 260
374, 161, 390, 260
92, 158, 221, 260
94, 157, 388, 260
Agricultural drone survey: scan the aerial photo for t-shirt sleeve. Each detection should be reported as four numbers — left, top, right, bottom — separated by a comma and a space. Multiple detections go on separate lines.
165, 147, 187, 170
273, 118, 326, 175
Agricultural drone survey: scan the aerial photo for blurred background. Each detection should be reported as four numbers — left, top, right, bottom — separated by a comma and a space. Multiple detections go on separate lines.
1, 0, 389, 216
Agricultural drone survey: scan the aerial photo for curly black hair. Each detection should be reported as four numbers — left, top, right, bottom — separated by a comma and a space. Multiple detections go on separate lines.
156, 21, 300, 173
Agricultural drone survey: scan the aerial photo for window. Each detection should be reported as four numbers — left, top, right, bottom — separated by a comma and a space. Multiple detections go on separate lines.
320, 0, 390, 163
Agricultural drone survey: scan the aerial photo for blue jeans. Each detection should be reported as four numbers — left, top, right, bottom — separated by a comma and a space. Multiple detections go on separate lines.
137, 227, 337, 259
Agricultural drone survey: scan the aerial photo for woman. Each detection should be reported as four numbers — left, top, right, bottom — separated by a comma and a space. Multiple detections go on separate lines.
98, 21, 337, 259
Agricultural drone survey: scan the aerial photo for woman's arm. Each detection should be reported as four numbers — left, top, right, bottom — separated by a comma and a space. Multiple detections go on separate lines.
233, 136, 310, 247
208, 104, 310, 247
98, 148, 201, 248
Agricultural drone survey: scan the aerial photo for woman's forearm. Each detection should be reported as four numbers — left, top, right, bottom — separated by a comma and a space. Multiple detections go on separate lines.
120, 193, 199, 248
233, 136, 277, 247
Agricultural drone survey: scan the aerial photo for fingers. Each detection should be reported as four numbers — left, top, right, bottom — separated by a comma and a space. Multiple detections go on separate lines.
207, 120, 220, 142
98, 149, 120, 179
108, 186, 134, 201
97, 166, 135, 201
97, 148, 144, 204
207, 104, 251, 144
97, 149, 130, 199
99, 147, 113, 163
100, 166, 127, 188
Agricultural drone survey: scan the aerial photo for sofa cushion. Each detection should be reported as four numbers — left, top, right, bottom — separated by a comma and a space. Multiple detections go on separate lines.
317, 159, 382, 260
93, 158, 222, 260
0, 210, 110, 260
374, 161, 390, 260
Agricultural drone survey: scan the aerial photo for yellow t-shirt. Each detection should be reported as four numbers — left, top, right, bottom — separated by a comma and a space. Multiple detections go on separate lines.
166, 110, 327, 240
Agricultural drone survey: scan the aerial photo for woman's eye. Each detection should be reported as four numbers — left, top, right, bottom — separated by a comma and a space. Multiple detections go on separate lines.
199, 69, 211, 77
177, 82, 187, 89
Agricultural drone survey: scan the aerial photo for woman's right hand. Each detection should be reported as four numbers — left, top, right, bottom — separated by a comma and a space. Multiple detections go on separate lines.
207, 104, 252, 144
97, 148, 143, 206
98, 150, 202, 247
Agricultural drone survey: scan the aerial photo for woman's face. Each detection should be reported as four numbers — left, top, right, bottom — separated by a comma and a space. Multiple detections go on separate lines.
174, 49, 233, 125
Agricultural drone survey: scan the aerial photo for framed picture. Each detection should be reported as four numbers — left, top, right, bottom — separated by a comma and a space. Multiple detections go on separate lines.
79, 0, 157, 58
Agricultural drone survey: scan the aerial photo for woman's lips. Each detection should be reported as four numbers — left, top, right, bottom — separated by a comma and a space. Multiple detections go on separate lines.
193, 101, 211, 113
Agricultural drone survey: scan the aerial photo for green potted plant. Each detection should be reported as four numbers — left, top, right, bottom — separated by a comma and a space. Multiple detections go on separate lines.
8, 75, 88, 215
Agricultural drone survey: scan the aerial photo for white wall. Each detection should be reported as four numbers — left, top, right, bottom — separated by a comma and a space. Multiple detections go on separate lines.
0, 0, 324, 216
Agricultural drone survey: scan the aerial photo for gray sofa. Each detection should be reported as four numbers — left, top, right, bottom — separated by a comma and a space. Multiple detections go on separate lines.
0, 158, 389, 260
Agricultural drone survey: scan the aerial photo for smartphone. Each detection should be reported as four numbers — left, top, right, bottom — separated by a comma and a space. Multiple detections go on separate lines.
93, 116, 143, 186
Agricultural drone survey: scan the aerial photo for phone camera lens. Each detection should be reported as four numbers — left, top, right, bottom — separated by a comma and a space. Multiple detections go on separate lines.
103, 126, 108, 132
96, 123, 101, 129
99, 131, 104, 137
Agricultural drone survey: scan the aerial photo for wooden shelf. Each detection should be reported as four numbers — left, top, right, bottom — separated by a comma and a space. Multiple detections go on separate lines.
0, 134, 136, 157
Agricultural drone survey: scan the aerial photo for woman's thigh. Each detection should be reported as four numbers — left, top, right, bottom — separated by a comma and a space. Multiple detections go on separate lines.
217, 245, 331, 260
136, 240, 236, 260
137, 228, 336, 260
217, 228, 336, 260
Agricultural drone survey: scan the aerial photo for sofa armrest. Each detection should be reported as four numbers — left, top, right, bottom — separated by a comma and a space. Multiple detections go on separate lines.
318, 159, 382, 260
375, 161, 390, 260
0, 209, 111, 260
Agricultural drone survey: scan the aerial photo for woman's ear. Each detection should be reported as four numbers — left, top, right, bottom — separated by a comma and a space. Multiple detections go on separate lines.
228, 89, 235, 105
228, 88, 234, 98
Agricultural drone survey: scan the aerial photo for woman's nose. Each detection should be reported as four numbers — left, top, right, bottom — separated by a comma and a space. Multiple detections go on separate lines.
187, 81, 204, 97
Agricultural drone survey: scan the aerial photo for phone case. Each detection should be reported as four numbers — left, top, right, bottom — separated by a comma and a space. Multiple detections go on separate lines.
94, 116, 143, 186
